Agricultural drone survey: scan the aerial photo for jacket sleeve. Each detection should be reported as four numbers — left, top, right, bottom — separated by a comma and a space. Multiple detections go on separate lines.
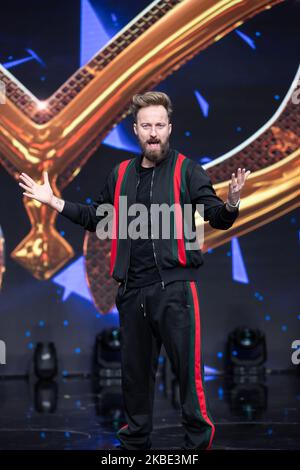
59, 168, 115, 232
189, 163, 239, 230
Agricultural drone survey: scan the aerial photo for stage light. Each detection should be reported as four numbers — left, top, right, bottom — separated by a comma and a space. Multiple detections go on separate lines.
226, 327, 267, 375
94, 383, 125, 427
36, 100, 48, 110
34, 379, 58, 413
228, 381, 268, 420
34, 342, 58, 380
94, 329, 123, 425
94, 328, 122, 385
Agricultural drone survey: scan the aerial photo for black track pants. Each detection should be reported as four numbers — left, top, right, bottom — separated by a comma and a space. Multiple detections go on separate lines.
115, 280, 215, 450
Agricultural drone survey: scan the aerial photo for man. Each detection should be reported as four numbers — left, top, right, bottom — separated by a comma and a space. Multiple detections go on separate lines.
19, 91, 250, 450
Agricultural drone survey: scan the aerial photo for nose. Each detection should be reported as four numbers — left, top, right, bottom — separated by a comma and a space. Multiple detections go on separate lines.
150, 126, 157, 137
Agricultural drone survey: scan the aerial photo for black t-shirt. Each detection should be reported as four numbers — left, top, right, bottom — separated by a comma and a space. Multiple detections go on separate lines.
126, 164, 161, 288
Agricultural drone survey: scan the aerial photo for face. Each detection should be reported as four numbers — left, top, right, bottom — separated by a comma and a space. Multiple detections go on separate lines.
133, 105, 172, 164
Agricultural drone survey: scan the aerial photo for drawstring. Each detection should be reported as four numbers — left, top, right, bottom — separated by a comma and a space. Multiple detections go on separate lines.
140, 287, 146, 318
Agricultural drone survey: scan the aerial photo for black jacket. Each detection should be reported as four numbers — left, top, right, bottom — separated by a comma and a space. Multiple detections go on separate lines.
61, 148, 239, 291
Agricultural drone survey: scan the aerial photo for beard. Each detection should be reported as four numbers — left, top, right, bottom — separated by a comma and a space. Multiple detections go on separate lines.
139, 137, 170, 164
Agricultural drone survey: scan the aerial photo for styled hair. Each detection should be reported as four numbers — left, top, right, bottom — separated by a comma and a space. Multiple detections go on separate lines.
129, 91, 173, 123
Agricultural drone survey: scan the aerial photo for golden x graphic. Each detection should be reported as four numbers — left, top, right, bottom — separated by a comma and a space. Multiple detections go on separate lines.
0, 0, 298, 284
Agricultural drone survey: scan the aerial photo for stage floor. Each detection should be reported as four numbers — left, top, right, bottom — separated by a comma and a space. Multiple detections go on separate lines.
0, 372, 299, 450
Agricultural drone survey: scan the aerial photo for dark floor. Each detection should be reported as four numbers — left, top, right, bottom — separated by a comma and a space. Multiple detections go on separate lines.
0, 372, 299, 450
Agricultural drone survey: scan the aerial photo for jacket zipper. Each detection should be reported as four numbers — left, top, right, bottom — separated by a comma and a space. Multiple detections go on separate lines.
122, 172, 140, 295
150, 167, 165, 290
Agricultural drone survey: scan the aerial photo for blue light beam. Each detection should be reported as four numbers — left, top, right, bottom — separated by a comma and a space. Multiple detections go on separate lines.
231, 237, 249, 284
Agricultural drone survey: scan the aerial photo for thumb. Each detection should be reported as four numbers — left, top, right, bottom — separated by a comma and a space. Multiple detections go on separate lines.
43, 171, 49, 185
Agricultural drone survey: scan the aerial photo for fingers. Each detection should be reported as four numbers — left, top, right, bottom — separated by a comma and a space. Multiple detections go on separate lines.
240, 168, 251, 184
232, 168, 251, 187
22, 192, 36, 199
237, 168, 243, 185
233, 168, 243, 186
19, 182, 33, 192
19, 171, 51, 187
231, 172, 238, 191
19, 173, 35, 186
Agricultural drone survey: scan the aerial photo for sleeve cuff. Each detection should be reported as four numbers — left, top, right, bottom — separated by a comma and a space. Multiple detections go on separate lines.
220, 202, 240, 221
60, 200, 79, 219
226, 198, 240, 209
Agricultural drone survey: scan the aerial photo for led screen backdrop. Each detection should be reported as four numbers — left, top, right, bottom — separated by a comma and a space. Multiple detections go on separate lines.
0, 0, 299, 375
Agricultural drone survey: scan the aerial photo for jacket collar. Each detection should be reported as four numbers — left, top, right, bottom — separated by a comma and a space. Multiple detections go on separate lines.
135, 146, 174, 172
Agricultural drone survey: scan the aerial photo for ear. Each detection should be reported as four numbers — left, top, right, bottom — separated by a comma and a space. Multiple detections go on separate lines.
168, 122, 172, 135
133, 122, 137, 136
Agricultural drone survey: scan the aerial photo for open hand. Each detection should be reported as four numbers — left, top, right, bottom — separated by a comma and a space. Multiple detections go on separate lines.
19, 171, 53, 205
227, 168, 251, 206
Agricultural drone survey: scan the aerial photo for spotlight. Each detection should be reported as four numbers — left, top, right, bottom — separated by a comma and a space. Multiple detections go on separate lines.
94, 328, 122, 385
34, 380, 58, 413
228, 381, 268, 420
94, 328, 124, 425
36, 100, 48, 110
226, 327, 267, 375
34, 342, 58, 380
94, 383, 125, 427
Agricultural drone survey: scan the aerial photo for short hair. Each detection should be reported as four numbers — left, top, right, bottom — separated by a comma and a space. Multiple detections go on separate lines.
129, 91, 173, 123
